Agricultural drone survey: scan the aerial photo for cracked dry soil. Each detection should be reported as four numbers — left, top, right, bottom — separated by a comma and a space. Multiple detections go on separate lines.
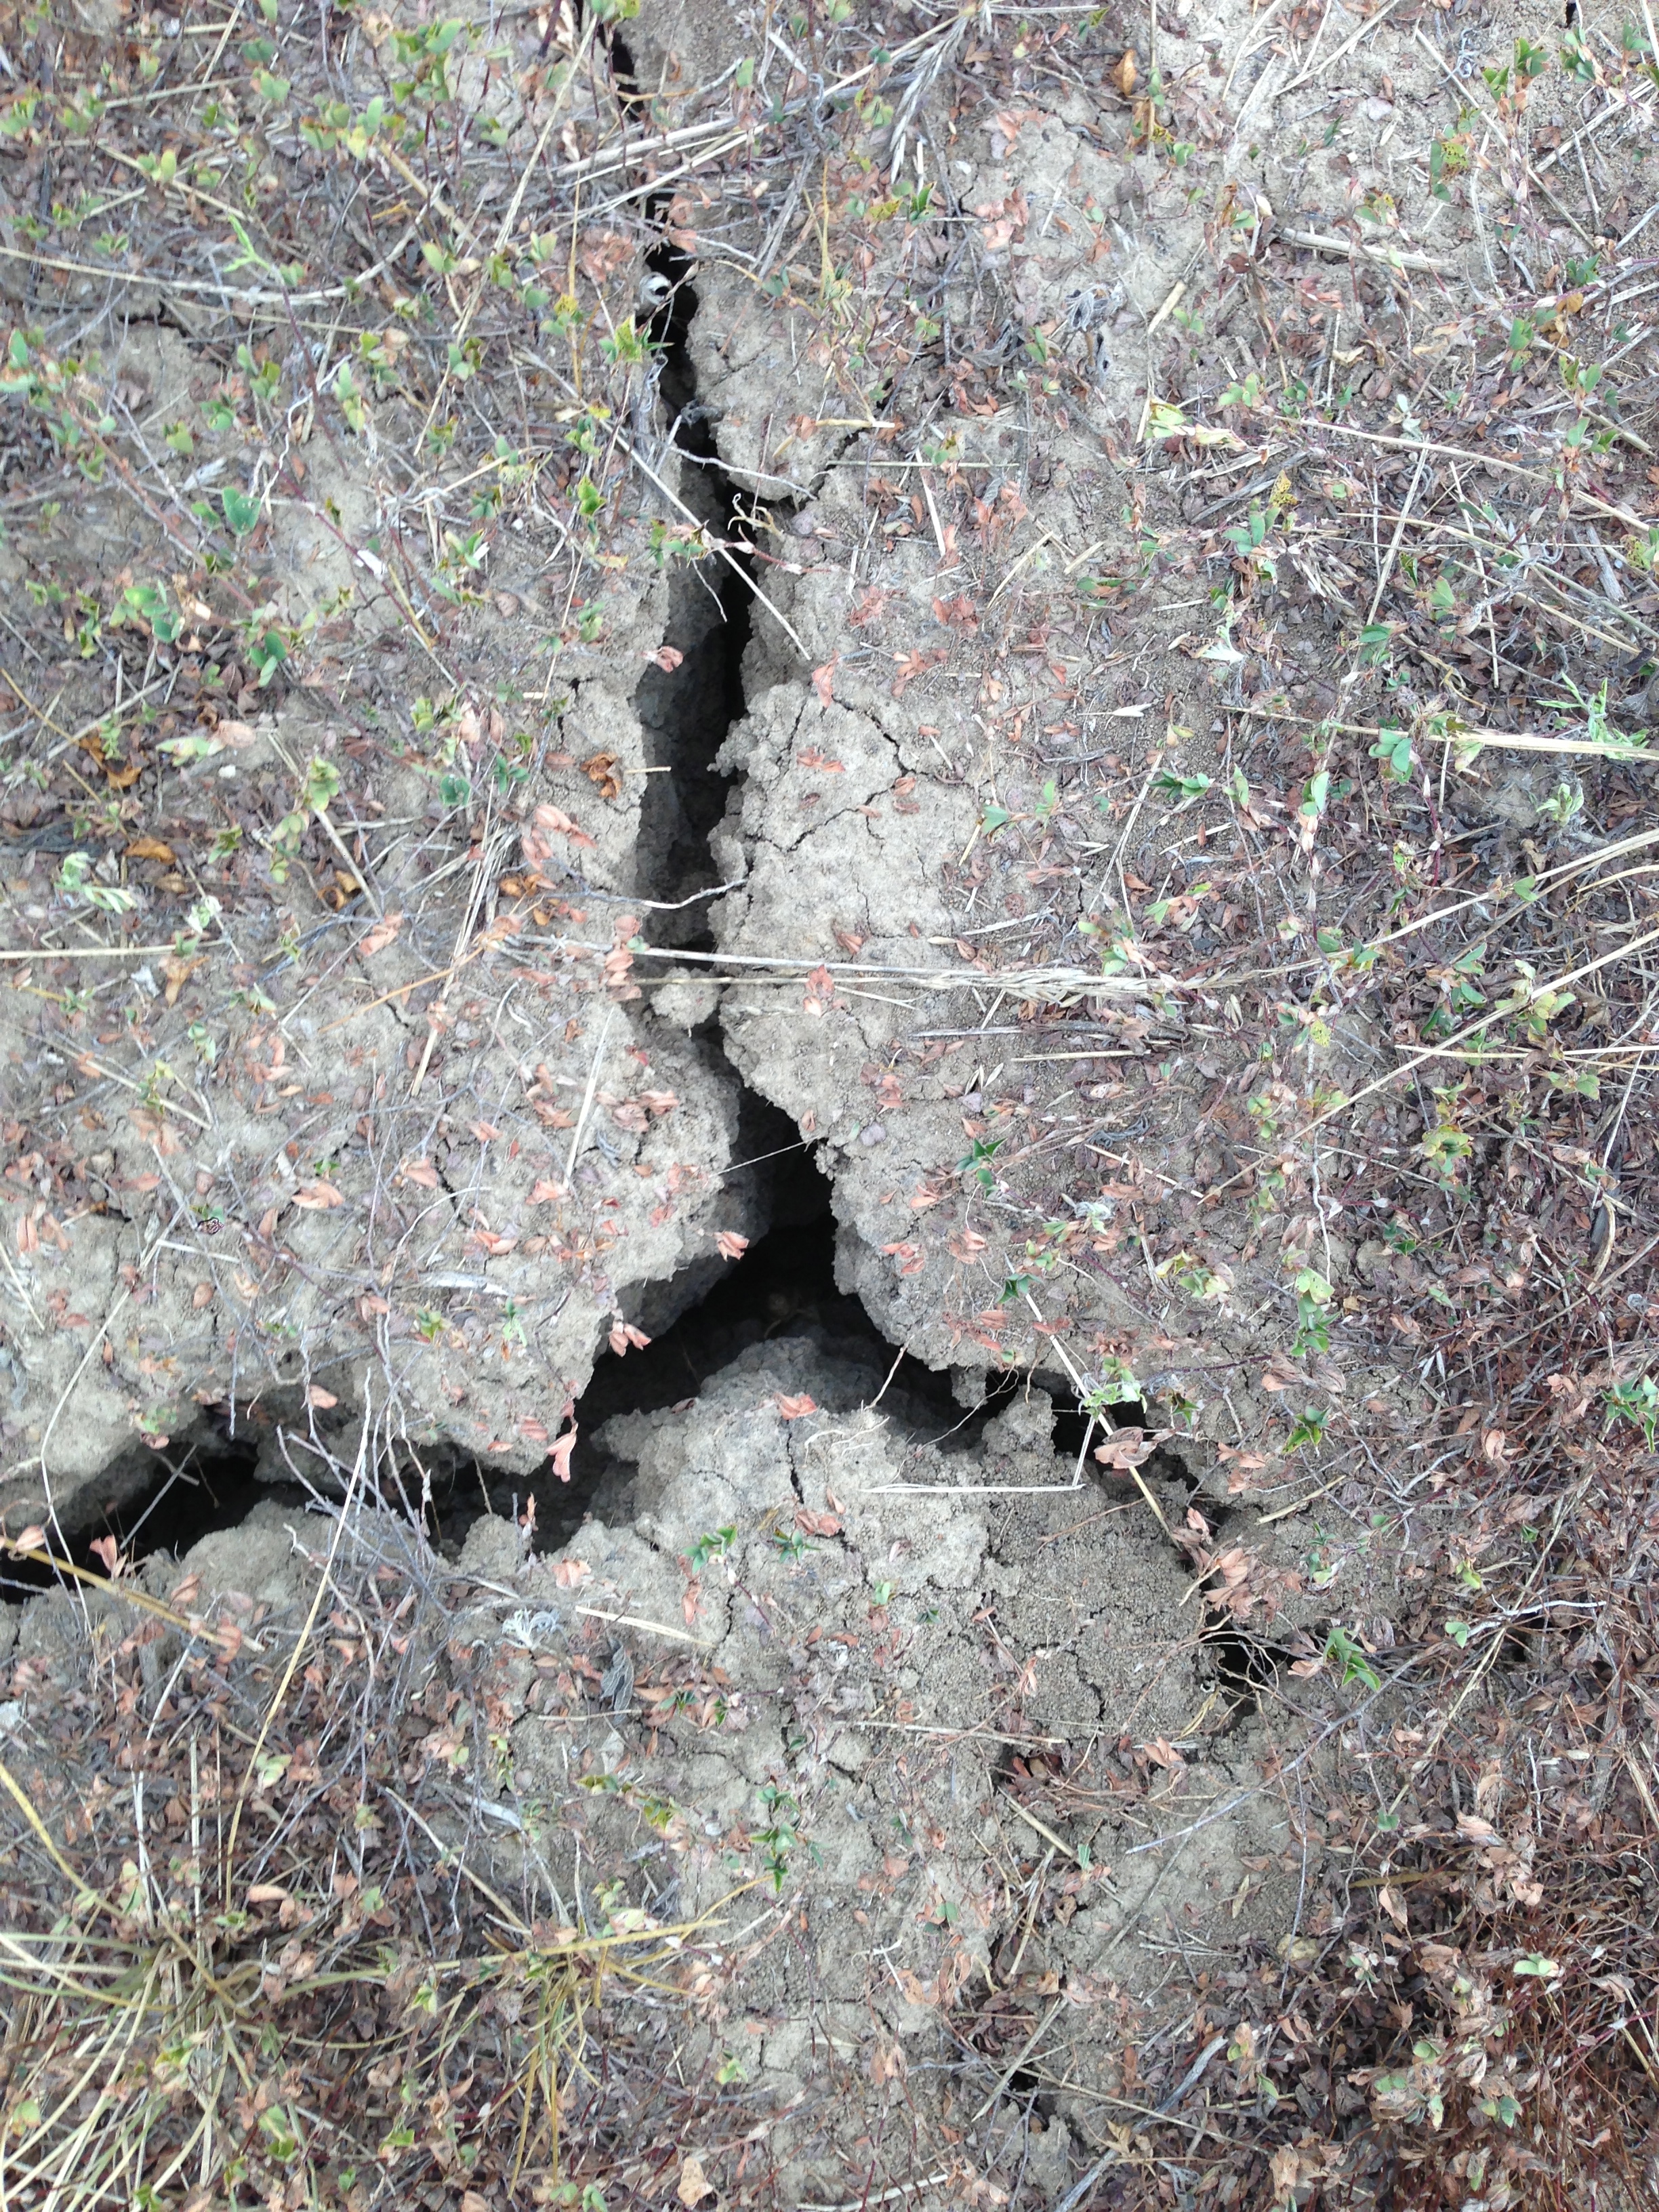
0, 0, 1483, 2190
0, 201, 1317, 2144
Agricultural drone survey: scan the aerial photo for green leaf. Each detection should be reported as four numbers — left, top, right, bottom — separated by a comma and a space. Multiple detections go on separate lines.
302, 755, 340, 812
220, 485, 261, 535
979, 803, 1012, 834
1154, 769, 1212, 801
121, 580, 181, 644
1324, 1624, 1381, 1692
1513, 1952, 1560, 1978
689, 1525, 735, 1570
1368, 725, 1414, 783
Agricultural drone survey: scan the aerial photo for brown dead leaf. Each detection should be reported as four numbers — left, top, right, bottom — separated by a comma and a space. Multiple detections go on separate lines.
191, 1282, 214, 1309
125, 836, 176, 865
1113, 48, 1138, 94
292, 1181, 345, 1210
773, 1392, 818, 1420
528, 802, 595, 851
161, 954, 199, 1007
715, 1230, 749, 1261
1094, 1425, 1169, 1471
811, 657, 838, 706
676, 2155, 714, 2209
649, 644, 684, 673
577, 227, 633, 283
802, 963, 838, 1018
869, 2033, 905, 2083
358, 911, 403, 958
307, 1385, 339, 1408
582, 750, 623, 800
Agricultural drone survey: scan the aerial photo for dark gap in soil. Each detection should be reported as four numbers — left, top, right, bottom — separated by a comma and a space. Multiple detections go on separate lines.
539, 1170, 993, 1549
602, 28, 644, 112
0, 1431, 306, 1605
1200, 1624, 1293, 1729
1047, 1391, 1146, 1461
7, 176, 1072, 1595
630, 249, 750, 952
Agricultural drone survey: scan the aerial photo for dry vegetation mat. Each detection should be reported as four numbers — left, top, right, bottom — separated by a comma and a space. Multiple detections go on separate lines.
3, 0, 1659, 2202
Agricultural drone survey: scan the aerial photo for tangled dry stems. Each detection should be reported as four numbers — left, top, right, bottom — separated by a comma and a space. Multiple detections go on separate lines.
0, 1483, 762, 2212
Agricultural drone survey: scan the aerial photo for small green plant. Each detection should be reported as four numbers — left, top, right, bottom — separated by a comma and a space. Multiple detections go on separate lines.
1420, 1082, 1475, 1187
1153, 766, 1212, 803
1560, 27, 1597, 81
1536, 780, 1584, 828
56, 851, 137, 916
1369, 723, 1414, 783
959, 1135, 1002, 1191
220, 485, 260, 535
335, 361, 367, 432
1324, 1623, 1381, 1693
754, 1784, 803, 1893
120, 579, 181, 644
1290, 1265, 1334, 1355
1217, 370, 1264, 409
1606, 1373, 1659, 1449
1158, 1250, 1227, 1304
688, 1525, 735, 1570
1285, 1405, 1328, 1454
1223, 501, 1279, 581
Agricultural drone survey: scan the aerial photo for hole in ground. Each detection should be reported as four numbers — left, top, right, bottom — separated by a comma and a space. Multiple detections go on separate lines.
537, 1151, 999, 1547
1200, 1624, 1296, 1730
0, 1432, 308, 1605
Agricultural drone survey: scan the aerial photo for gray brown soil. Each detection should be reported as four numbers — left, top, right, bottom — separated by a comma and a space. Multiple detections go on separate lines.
6, 0, 1659, 2200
